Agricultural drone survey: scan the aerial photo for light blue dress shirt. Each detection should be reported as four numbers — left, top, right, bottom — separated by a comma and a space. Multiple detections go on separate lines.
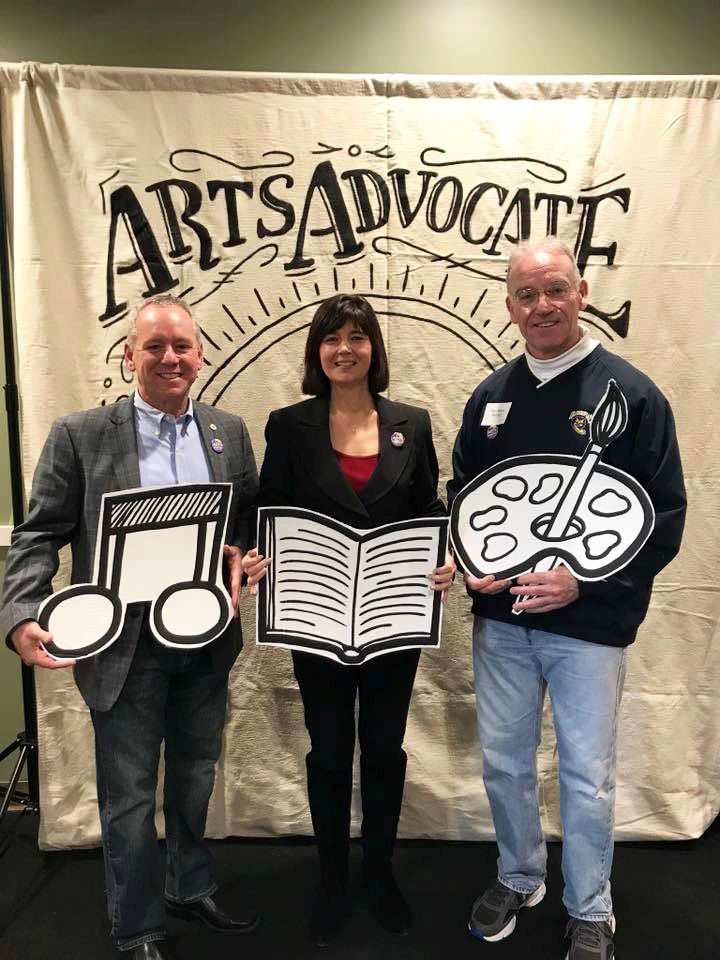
133, 392, 211, 487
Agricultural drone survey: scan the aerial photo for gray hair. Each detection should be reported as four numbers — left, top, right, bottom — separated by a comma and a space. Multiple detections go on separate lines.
506, 238, 581, 289
126, 294, 201, 347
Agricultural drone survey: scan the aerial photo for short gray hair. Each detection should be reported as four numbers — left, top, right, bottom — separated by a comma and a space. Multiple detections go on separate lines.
126, 294, 201, 347
506, 238, 581, 289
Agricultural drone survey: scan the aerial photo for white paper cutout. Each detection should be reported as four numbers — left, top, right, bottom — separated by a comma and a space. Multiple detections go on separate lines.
38, 482, 234, 659
450, 380, 656, 585
256, 507, 449, 665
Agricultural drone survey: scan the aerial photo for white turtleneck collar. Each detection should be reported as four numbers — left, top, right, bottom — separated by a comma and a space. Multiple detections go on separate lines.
525, 326, 600, 386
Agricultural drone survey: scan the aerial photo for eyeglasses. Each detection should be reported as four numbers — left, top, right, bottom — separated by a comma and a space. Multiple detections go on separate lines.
511, 280, 576, 307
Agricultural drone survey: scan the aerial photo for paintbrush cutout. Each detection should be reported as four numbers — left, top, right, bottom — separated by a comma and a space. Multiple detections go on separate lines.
513, 379, 629, 613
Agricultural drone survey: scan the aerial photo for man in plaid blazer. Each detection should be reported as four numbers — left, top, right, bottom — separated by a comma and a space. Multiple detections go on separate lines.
0, 295, 260, 959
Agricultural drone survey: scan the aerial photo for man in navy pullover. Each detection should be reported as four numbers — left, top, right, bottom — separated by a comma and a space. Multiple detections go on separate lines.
448, 239, 685, 960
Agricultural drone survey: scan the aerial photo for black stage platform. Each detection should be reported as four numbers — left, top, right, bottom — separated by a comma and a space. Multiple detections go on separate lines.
1, 812, 717, 959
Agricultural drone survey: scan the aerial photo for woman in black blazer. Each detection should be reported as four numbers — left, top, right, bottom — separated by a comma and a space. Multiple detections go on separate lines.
243, 294, 454, 946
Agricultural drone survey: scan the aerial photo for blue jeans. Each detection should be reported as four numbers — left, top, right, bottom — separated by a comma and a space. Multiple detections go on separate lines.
473, 617, 626, 921
91, 631, 228, 950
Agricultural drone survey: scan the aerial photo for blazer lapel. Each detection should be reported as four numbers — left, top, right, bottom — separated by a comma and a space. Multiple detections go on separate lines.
194, 402, 229, 482
108, 397, 141, 490
360, 397, 412, 508
297, 396, 370, 520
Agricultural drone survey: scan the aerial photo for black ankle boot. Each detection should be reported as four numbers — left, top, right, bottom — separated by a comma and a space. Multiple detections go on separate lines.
309, 886, 351, 948
362, 862, 412, 936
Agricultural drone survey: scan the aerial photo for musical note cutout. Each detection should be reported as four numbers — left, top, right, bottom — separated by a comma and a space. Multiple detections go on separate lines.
39, 483, 234, 659
450, 380, 655, 589
257, 506, 448, 665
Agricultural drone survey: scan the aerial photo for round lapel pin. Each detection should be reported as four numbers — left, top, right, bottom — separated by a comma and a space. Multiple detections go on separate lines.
390, 431, 405, 448
211, 437, 224, 453
486, 425, 499, 440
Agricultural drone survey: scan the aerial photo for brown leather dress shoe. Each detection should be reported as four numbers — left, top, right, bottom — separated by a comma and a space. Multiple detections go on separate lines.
165, 894, 260, 934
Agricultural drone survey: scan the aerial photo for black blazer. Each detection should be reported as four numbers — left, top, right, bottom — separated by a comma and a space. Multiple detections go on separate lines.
258, 395, 446, 527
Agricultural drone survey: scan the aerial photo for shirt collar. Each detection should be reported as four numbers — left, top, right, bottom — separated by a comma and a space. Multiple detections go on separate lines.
133, 391, 195, 425
525, 326, 600, 386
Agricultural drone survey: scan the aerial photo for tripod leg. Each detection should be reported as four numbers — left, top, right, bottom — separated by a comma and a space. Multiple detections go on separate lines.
0, 741, 29, 823
0, 732, 23, 763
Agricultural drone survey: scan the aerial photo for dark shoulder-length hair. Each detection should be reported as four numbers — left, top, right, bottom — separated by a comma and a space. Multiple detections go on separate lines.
302, 294, 389, 396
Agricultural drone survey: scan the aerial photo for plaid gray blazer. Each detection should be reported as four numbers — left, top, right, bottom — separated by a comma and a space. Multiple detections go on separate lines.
0, 396, 258, 711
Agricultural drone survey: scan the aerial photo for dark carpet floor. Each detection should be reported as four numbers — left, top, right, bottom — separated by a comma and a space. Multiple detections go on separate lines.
0, 810, 717, 959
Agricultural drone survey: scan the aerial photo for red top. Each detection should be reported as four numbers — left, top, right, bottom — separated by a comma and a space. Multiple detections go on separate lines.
334, 449, 379, 493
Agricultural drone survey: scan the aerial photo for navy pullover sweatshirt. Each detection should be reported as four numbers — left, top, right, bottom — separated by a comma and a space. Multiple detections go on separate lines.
448, 345, 686, 647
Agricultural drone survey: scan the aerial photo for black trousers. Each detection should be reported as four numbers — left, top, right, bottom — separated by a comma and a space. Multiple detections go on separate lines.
292, 648, 421, 888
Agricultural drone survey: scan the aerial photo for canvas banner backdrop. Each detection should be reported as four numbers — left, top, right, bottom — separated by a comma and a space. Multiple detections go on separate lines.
0, 64, 717, 848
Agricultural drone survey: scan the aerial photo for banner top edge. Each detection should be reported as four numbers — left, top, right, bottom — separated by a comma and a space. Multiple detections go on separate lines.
1, 62, 719, 101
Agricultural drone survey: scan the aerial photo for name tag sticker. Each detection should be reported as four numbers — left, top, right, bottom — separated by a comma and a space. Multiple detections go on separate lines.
481, 402, 512, 426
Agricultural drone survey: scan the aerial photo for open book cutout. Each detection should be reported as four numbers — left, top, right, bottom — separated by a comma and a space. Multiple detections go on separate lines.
38, 482, 234, 660
256, 507, 449, 665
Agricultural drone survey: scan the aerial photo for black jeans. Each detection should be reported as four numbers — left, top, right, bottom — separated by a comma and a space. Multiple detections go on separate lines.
91, 631, 228, 950
292, 648, 420, 888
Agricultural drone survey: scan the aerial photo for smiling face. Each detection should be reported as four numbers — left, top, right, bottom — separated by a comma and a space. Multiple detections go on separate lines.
318, 320, 373, 389
506, 248, 588, 360
123, 303, 204, 416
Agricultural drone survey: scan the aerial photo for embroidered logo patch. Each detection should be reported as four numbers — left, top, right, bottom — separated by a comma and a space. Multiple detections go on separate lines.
569, 410, 591, 436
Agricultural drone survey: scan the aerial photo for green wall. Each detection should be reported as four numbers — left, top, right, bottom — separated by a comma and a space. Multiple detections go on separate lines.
1, 0, 719, 781
1, 0, 720, 73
